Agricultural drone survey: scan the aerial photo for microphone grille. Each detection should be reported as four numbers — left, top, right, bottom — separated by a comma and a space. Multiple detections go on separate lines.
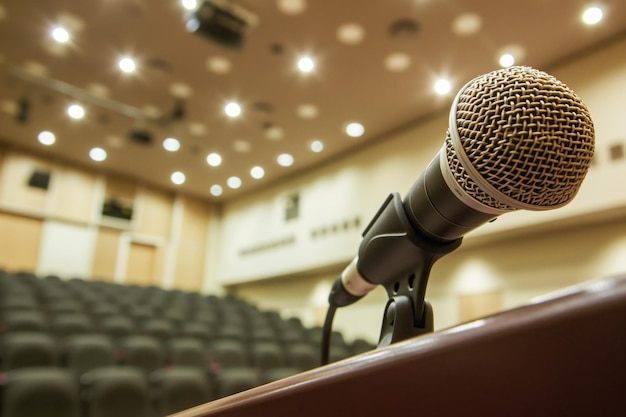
447, 66, 595, 211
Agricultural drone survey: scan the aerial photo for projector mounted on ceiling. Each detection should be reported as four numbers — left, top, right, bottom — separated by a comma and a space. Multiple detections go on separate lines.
185, 0, 258, 51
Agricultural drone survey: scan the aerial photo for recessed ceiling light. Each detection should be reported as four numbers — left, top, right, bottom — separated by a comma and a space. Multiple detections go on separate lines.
207, 152, 222, 167
51, 26, 70, 43
206, 56, 232, 74
89, 147, 107, 162
434, 79, 452, 95
345, 122, 365, 138
118, 57, 137, 73
163, 137, 180, 152
277, 0, 307, 15
171, 171, 186, 185
188, 122, 207, 136
250, 166, 265, 179
38, 131, 56, 146
210, 184, 223, 196
224, 101, 242, 118
227, 176, 242, 189
452, 13, 482, 36
181, 0, 198, 11
67, 103, 85, 119
297, 56, 315, 73
296, 103, 319, 119
264, 125, 284, 140
277, 153, 294, 167
384, 52, 411, 72
337, 23, 365, 44
233, 139, 251, 153
170, 82, 193, 98
23, 61, 48, 77
499, 53, 515, 68
310, 140, 324, 153
582, 6, 603, 25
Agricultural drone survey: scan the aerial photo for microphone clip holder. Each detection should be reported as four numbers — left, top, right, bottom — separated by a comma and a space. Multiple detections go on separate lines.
356, 193, 462, 347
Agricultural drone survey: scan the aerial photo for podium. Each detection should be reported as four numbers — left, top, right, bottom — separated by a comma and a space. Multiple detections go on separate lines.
174, 274, 626, 417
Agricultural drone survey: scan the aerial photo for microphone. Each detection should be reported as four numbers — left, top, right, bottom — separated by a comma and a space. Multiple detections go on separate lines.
329, 66, 596, 308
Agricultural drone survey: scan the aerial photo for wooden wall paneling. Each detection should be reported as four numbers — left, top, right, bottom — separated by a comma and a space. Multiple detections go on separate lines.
49, 166, 97, 224
125, 241, 158, 287
0, 151, 50, 211
173, 198, 212, 292
91, 227, 122, 282
135, 187, 173, 238
0, 212, 43, 272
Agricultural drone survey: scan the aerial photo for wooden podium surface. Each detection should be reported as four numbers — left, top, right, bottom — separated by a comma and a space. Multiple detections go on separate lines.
174, 275, 626, 417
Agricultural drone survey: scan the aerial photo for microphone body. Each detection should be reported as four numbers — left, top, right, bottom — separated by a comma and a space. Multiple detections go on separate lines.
330, 66, 595, 308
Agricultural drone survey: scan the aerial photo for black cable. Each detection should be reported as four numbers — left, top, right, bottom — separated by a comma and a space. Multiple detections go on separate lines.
320, 303, 337, 366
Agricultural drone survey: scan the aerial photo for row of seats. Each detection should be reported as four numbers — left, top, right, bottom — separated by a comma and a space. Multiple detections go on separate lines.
0, 270, 376, 416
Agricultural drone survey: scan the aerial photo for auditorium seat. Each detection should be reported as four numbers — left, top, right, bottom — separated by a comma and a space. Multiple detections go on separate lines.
127, 305, 154, 325
168, 337, 208, 369
249, 341, 287, 372
48, 313, 92, 339
217, 323, 247, 342
1, 310, 46, 333
64, 334, 115, 378
181, 321, 215, 344
1, 367, 80, 417
1, 331, 58, 371
150, 367, 214, 416
209, 339, 249, 370
140, 318, 175, 345
98, 315, 134, 342
213, 367, 262, 399
118, 335, 164, 374
80, 366, 152, 417
284, 342, 319, 371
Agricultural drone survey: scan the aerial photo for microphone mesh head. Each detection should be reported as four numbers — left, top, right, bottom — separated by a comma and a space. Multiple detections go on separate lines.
446, 66, 595, 211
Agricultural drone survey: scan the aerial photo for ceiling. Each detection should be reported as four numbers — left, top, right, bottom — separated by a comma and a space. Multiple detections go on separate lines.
1, 0, 625, 203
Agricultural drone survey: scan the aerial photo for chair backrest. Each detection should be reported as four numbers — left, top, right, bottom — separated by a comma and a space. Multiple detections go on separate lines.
168, 337, 208, 368
64, 334, 115, 377
210, 339, 248, 369
214, 367, 262, 399
140, 318, 175, 344
2, 310, 46, 333
2, 368, 80, 417
80, 366, 152, 417
2, 331, 57, 371
118, 335, 164, 374
285, 342, 319, 371
150, 367, 213, 416
99, 315, 134, 341
250, 341, 286, 371
48, 313, 92, 341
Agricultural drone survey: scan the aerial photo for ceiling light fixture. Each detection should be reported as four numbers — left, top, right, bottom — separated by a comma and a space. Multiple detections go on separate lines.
38, 131, 56, 146
297, 56, 315, 73
310, 140, 324, 153
207, 152, 222, 166
250, 166, 265, 179
224, 101, 242, 117
89, 147, 107, 162
434, 79, 452, 95
171, 171, 186, 185
51, 26, 70, 43
67, 103, 85, 119
277, 153, 294, 167
345, 122, 365, 138
163, 137, 180, 152
499, 53, 515, 68
227, 176, 242, 189
582, 6, 603, 25
181, 0, 198, 11
210, 184, 223, 196
118, 57, 137, 73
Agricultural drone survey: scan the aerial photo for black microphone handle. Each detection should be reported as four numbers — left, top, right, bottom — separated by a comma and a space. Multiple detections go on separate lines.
403, 147, 500, 243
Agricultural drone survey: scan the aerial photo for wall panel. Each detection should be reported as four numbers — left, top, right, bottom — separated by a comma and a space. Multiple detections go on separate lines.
91, 228, 121, 282
0, 212, 43, 272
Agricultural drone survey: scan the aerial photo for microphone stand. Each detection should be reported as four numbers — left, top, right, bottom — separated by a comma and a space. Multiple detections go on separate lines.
356, 193, 462, 347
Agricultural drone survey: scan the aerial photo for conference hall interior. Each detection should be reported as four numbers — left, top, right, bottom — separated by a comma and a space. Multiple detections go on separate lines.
0, 1, 624, 416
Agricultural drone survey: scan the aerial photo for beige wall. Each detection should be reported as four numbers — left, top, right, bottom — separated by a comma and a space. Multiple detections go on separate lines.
0, 146, 217, 293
